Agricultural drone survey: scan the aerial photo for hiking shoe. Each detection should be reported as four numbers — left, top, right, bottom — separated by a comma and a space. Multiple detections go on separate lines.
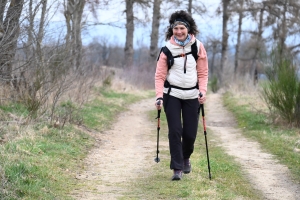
171, 170, 182, 181
183, 159, 191, 174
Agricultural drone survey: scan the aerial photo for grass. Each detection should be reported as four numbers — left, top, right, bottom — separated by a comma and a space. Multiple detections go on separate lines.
223, 91, 300, 182
0, 126, 94, 200
0, 88, 152, 199
81, 87, 152, 130
0, 103, 29, 116
121, 109, 262, 200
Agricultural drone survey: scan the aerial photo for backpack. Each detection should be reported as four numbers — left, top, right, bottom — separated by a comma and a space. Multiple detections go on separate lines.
157, 41, 199, 70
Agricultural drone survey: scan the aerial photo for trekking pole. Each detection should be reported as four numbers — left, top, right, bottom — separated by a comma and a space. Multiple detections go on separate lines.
154, 100, 161, 163
199, 93, 212, 180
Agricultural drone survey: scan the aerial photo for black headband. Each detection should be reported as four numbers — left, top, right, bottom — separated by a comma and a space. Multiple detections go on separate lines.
171, 18, 190, 30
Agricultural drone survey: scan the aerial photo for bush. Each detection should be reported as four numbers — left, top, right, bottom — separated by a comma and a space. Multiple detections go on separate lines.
52, 101, 83, 128
210, 75, 219, 93
261, 48, 300, 126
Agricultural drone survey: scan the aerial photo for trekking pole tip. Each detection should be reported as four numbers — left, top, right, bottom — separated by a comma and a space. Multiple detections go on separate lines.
154, 157, 160, 163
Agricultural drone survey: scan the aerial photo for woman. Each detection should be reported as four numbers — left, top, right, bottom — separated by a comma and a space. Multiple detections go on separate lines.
154, 10, 208, 181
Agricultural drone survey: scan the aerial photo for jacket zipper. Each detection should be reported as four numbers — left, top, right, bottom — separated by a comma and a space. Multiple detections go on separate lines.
183, 47, 187, 74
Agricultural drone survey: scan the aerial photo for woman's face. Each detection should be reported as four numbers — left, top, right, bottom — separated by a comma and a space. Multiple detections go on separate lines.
172, 24, 188, 41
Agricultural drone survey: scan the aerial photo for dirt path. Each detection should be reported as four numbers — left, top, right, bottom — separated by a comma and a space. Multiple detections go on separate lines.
70, 94, 300, 199
71, 98, 156, 199
206, 93, 300, 200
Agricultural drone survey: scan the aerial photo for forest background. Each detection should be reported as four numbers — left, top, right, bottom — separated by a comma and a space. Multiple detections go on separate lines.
1, 0, 300, 198
0, 0, 300, 150
1, 0, 300, 118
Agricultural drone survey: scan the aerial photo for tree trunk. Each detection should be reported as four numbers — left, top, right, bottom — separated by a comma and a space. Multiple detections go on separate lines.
279, 0, 287, 57
234, 0, 243, 79
37, 0, 47, 59
0, 0, 24, 84
149, 0, 162, 63
188, 0, 192, 14
220, 0, 230, 84
250, 7, 264, 85
0, 0, 7, 25
211, 42, 217, 77
27, 0, 34, 47
64, 1, 72, 45
125, 0, 134, 68
73, 0, 85, 71
64, 0, 85, 70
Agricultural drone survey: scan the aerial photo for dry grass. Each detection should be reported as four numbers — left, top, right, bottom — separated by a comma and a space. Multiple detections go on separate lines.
119, 63, 156, 90
0, 64, 151, 141
218, 71, 269, 114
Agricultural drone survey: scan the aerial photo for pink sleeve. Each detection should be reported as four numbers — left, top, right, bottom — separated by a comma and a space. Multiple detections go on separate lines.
155, 52, 168, 99
196, 42, 209, 95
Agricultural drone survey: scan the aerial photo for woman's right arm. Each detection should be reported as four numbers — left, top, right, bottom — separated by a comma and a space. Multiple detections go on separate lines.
155, 52, 168, 108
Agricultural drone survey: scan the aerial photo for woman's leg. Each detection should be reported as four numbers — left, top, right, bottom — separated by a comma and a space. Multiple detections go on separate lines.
182, 98, 199, 159
163, 94, 183, 170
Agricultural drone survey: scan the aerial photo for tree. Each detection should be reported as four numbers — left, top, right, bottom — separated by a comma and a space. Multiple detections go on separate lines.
219, 0, 231, 84
249, 2, 265, 84
124, 0, 134, 68
64, 0, 86, 70
188, 0, 192, 14
149, 0, 162, 63
234, 0, 244, 79
124, 0, 150, 68
207, 38, 222, 77
262, 0, 300, 56
0, 0, 7, 30
0, 0, 24, 84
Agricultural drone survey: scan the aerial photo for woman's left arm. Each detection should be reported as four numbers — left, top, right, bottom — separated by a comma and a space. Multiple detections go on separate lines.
196, 42, 209, 97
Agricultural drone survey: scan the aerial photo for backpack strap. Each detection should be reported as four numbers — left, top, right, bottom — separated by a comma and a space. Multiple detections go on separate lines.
157, 40, 199, 70
191, 40, 199, 61
157, 48, 163, 61
172, 41, 198, 60
157, 47, 174, 70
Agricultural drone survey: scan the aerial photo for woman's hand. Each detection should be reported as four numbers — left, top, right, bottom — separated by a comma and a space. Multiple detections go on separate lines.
198, 93, 206, 104
155, 100, 163, 110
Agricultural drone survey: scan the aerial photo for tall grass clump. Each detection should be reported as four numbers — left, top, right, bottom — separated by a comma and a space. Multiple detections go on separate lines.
261, 48, 300, 126
210, 75, 219, 93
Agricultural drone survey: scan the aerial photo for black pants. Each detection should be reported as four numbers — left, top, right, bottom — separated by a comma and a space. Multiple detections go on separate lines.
163, 94, 199, 170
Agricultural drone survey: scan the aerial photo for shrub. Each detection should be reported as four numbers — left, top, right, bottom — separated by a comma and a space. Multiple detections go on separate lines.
261, 48, 300, 126
52, 101, 83, 128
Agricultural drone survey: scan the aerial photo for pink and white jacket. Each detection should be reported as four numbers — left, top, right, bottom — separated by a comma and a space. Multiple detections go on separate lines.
155, 35, 208, 100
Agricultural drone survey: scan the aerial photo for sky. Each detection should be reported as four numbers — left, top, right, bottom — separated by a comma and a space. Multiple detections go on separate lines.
80, 0, 225, 47
48, 0, 259, 48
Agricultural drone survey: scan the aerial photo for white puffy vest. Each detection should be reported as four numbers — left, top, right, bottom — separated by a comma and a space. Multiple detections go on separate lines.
163, 39, 200, 99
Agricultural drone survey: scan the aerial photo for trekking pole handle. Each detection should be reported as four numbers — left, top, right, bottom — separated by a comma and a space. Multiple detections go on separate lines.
156, 100, 161, 119
199, 93, 205, 116
157, 100, 161, 106
199, 92, 204, 100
